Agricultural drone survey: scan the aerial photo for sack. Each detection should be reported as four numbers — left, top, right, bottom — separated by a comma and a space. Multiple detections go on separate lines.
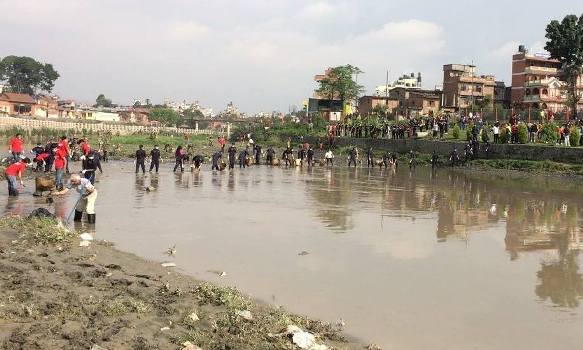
35, 176, 56, 192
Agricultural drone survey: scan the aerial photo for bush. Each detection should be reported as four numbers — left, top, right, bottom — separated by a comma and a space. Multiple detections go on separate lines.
539, 123, 559, 144
500, 127, 510, 144
481, 126, 491, 143
570, 127, 580, 147
452, 125, 460, 139
466, 128, 472, 141
518, 123, 528, 144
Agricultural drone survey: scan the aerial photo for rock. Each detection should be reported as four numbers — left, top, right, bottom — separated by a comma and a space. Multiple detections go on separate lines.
236, 310, 253, 320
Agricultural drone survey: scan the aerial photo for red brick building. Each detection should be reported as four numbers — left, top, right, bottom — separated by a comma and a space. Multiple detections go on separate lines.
442, 64, 495, 111
0, 93, 37, 115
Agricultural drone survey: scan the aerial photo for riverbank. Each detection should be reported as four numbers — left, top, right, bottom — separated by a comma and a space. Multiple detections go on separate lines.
0, 217, 364, 350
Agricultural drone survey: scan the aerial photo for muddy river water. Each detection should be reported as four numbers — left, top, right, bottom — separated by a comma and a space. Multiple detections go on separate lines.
4, 161, 583, 349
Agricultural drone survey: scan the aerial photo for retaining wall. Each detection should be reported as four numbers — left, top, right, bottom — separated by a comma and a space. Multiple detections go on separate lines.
0, 116, 217, 136
305, 137, 583, 164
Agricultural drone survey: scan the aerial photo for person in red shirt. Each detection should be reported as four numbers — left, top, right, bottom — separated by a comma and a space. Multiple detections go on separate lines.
4, 157, 31, 196
33, 152, 50, 172
58, 136, 71, 174
79, 138, 91, 157
54, 147, 67, 190
8, 133, 24, 163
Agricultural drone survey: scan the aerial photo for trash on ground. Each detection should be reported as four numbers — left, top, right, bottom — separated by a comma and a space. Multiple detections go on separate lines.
187, 312, 200, 322
79, 241, 91, 247
366, 345, 382, 350
80, 233, 94, 241
236, 310, 253, 320
161, 262, 177, 268
160, 326, 170, 332
90, 345, 109, 350
285, 325, 329, 350
182, 341, 203, 350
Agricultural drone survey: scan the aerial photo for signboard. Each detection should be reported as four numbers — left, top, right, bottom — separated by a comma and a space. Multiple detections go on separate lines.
308, 98, 343, 113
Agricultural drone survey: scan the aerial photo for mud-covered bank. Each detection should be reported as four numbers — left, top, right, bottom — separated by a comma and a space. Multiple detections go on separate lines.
0, 217, 365, 350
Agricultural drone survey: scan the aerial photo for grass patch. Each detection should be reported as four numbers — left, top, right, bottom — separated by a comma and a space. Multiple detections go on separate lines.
194, 283, 251, 310
0, 217, 76, 245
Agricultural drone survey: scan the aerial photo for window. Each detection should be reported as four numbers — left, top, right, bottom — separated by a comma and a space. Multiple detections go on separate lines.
476, 85, 482, 93
429, 101, 435, 106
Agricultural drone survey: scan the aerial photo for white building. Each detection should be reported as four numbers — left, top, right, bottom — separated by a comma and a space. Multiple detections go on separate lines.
375, 72, 422, 96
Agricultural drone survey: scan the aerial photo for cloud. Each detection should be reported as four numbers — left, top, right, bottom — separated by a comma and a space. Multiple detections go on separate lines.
299, 2, 336, 20
167, 21, 210, 40
357, 20, 445, 53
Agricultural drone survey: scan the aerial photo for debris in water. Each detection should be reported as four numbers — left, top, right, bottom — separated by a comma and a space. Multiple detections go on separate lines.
165, 245, 176, 257
336, 318, 346, 328
161, 262, 177, 268
298, 251, 310, 256
236, 310, 253, 320
207, 270, 227, 277
366, 345, 382, 350
145, 186, 156, 192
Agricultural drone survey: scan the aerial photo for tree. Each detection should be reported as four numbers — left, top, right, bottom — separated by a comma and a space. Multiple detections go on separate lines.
0, 55, 59, 94
182, 108, 205, 128
545, 14, 583, 116
149, 107, 181, 127
95, 94, 113, 108
316, 65, 364, 112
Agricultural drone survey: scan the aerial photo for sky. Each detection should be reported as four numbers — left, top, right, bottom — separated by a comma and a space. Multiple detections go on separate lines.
0, 0, 581, 113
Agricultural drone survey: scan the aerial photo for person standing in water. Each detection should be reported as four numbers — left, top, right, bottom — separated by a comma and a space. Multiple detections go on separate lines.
366, 147, 374, 168
55, 174, 97, 224
4, 157, 30, 196
135, 145, 146, 174
227, 144, 237, 170
211, 151, 222, 171
239, 147, 249, 169
173, 146, 185, 172
348, 148, 358, 167
149, 145, 161, 173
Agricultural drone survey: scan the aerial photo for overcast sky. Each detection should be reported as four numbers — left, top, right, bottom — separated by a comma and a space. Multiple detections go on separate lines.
0, 0, 580, 113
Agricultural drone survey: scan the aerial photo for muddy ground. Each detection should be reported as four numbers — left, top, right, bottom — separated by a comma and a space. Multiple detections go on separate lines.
0, 217, 366, 350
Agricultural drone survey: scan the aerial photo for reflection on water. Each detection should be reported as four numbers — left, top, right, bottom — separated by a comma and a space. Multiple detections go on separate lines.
3, 162, 583, 349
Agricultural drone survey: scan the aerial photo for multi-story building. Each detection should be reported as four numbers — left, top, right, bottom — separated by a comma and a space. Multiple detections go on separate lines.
494, 81, 512, 108
390, 87, 442, 116
442, 64, 495, 111
511, 45, 583, 113
375, 73, 422, 97
357, 96, 399, 115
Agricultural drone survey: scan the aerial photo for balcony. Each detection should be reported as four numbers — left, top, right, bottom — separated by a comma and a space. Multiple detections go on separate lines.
524, 66, 558, 75
525, 80, 551, 87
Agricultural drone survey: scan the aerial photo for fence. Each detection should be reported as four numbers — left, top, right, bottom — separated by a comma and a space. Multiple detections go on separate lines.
0, 116, 219, 136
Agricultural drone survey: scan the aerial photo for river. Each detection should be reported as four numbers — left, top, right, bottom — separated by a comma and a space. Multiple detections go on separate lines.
3, 162, 583, 349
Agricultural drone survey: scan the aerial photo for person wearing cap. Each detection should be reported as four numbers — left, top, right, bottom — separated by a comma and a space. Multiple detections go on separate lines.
149, 145, 161, 173
4, 156, 31, 196
55, 174, 97, 223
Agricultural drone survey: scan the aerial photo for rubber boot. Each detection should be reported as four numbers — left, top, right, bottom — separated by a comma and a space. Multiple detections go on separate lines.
87, 214, 96, 224
74, 210, 83, 222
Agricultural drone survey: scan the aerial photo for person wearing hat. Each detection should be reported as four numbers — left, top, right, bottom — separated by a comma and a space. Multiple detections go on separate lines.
55, 174, 97, 223
4, 156, 31, 196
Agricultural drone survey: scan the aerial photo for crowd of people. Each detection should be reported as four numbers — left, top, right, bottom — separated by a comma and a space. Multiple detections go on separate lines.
4, 133, 101, 223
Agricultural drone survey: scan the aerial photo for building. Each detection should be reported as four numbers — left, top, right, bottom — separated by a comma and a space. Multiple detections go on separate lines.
358, 96, 399, 115
442, 64, 496, 111
390, 87, 442, 116
375, 72, 422, 97
77, 108, 120, 122
119, 108, 150, 125
34, 96, 60, 118
494, 81, 512, 108
511, 45, 583, 113
0, 93, 37, 115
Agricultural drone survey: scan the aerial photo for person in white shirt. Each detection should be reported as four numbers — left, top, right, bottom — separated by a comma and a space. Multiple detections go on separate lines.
55, 174, 98, 223
325, 150, 334, 166
493, 124, 500, 144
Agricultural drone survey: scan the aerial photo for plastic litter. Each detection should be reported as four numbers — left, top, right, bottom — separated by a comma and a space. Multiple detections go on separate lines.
160, 326, 170, 331
182, 341, 202, 350
187, 312, 200, 322
161, 262, 177, 268
79, 241, 91, 247
236, 310, 253, 320
80, 233, 94, 241
285, 325, 329, 350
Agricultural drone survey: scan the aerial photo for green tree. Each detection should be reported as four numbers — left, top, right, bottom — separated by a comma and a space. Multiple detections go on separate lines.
0, 55, 59, 94
149, 107, 181, 127
545, 14, 583, 115
95, 94, 113, 107
182, 108, 205, 128
316, 65, 364, 112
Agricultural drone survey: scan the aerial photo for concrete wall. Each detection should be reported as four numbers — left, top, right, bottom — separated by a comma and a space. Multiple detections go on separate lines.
306, 136, 583, 164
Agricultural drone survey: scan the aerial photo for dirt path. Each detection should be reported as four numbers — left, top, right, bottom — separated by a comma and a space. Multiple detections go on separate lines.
0, 217, 366, 350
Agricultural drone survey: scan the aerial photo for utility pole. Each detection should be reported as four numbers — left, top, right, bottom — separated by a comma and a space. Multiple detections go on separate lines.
385, 69, 390, 98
